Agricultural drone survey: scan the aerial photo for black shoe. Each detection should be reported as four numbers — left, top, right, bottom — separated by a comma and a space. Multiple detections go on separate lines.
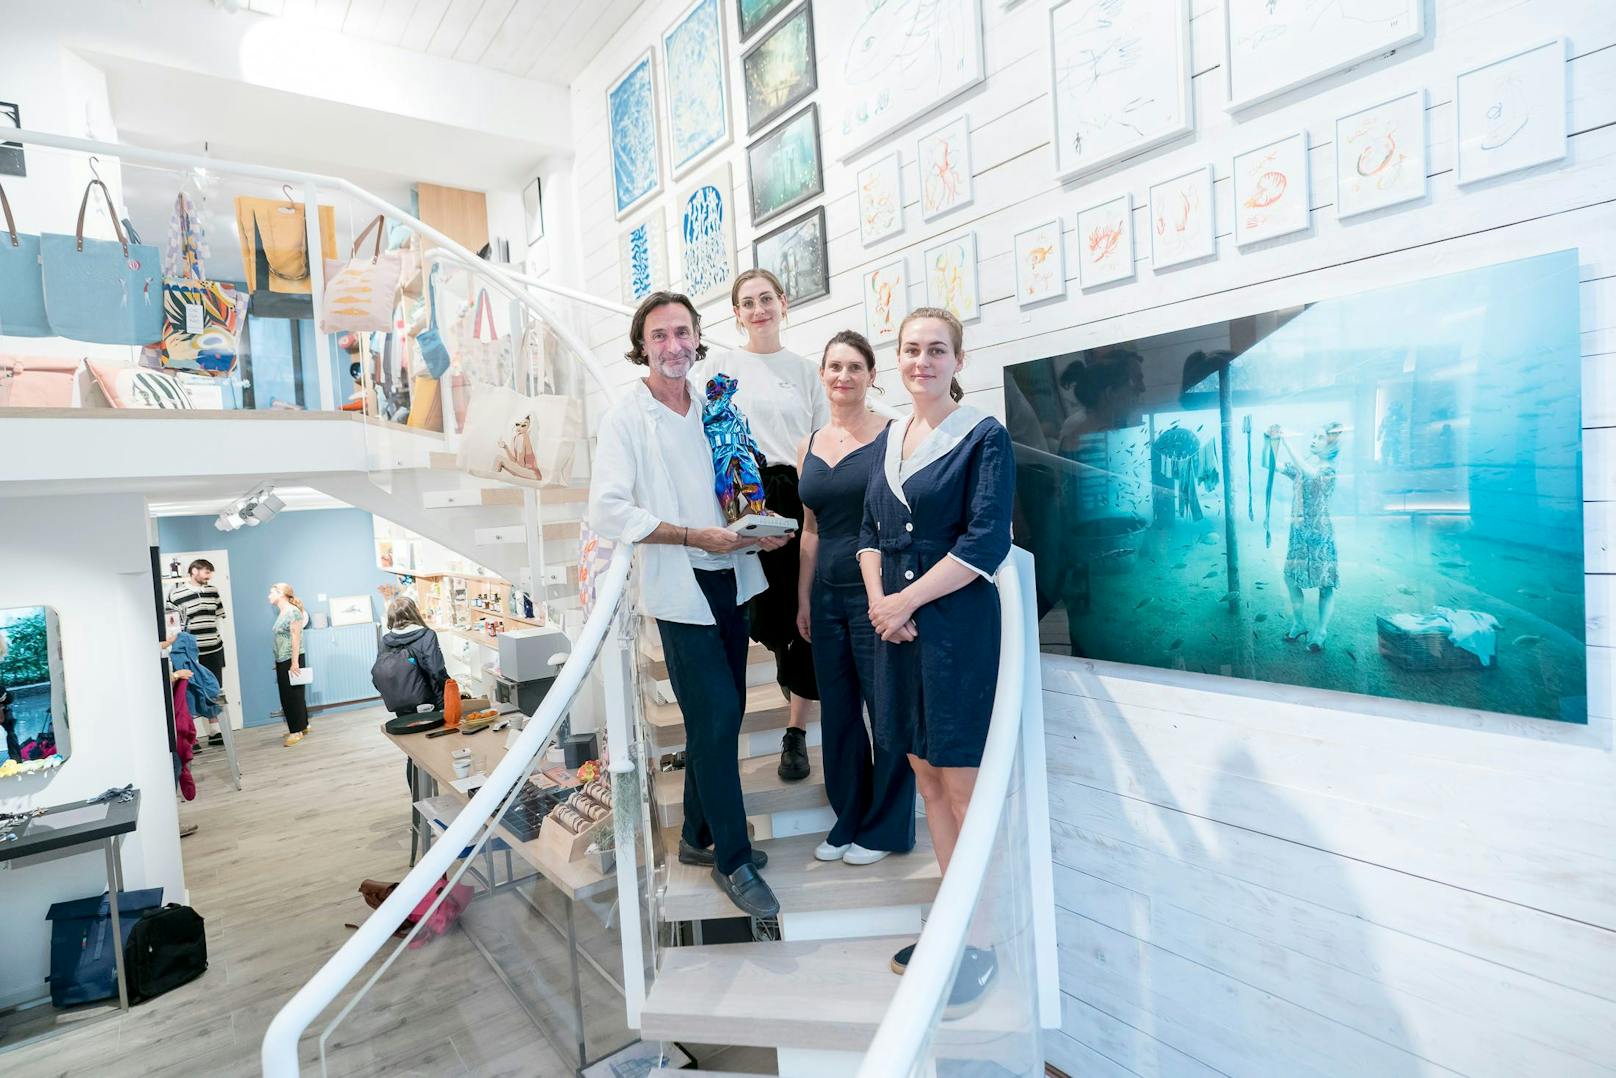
891, 942, 915, 975
712, 863, 780, 918
945, 947, 998, 1017
678, 838, 767, 869
777, 727, 809, 782
208, 733, 224, 745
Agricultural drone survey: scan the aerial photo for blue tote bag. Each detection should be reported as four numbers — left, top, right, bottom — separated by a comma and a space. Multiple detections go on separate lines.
416, 264, 451, 379
41, 178, 164, 346
0, 181, 49, 337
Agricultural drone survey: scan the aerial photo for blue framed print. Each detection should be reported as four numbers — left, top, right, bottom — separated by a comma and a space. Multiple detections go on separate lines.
608, 49, 663, 220
663, 0, 732, 178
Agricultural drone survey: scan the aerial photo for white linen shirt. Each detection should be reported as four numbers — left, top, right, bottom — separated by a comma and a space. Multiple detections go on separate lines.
693, 348, 829, 469
587, 377, 768, 625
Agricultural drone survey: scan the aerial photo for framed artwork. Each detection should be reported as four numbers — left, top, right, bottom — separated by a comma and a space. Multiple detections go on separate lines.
1335, 90, 1427, 219
742, 1, 817, 135
1048, 0, 1192, 182
752, 206, 830, 304
1223, 0, 1423, 112
678, 162, 737, 305
663, 0, 732, 178
857, 151, 904, 246
0, 102, 23, 178
826, 0, 986, 161
1076, 194, 1135, 289
1233, 132, 1310, 247
522, 177, 543, 244
917, 116, 973, 221
1013, 220, 1066, 307
737, 0, 794, 41
746, 102, 824, 226
1004, 248, 1586, 725
1456, 40, 1568, 186
863, 259, 908, 345
1148, 164, 1216, 270
924, 232, 980, 322
619, 208, 669, 304
607, 50, 662, 219
329, 595, 373, 627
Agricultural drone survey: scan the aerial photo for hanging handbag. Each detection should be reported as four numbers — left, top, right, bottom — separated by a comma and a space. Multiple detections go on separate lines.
455, 383, 583, 488
406, 375, 443, 430
451, 287, 512, 386
318, 214, 402, 334
416, 265, 451, 379
158, 278, 246, 376
40, 179, 164, 346
0, 181, 50, 337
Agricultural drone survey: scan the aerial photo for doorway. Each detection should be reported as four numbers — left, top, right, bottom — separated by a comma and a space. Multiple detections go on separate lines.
160, 548, 244, 729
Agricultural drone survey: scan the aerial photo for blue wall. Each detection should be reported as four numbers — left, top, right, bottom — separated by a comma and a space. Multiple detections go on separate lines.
158, 508, 392, 727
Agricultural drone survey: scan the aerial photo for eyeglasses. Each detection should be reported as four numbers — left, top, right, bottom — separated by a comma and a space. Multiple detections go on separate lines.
736, 293, 780, 312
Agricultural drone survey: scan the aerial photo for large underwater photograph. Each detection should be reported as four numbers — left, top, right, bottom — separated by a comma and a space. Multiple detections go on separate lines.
1006, 250, 1586, 723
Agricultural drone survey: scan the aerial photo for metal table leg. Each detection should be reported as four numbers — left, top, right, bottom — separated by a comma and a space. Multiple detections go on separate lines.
104, 837, 130, 1012
566, 899, 587, 1071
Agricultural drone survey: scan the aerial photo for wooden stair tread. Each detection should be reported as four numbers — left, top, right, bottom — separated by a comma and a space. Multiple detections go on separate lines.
661, 832, 938, 922
653, 745, 826, 827
646, 683, 786, 729
641, 638, 773, 680
640, 934, 1019, 1051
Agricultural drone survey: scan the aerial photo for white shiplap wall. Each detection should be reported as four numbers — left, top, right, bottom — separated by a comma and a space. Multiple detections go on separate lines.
557, 1, 1616, 1074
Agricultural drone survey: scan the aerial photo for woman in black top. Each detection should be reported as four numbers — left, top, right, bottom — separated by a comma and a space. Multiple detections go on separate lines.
796, 331, 916, 865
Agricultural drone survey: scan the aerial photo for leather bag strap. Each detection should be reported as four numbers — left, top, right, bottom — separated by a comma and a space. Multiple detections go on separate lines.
0, 181, 17, 247
75, 178, 129, 255
350, 214, 386, 261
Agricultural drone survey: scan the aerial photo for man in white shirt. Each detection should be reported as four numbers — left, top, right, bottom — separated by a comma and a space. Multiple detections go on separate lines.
588, 291, 788, 919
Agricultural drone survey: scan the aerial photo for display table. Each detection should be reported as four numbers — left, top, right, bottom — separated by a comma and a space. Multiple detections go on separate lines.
0, 792, 141, 1012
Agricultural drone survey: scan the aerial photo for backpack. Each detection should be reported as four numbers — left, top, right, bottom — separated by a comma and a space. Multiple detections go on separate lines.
371, 641, 431, 713
125, 903, 208, 1002
46, 888, 163, 1007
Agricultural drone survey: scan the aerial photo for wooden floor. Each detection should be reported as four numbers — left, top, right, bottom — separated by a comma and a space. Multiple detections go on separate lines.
0, 706, 606, 1077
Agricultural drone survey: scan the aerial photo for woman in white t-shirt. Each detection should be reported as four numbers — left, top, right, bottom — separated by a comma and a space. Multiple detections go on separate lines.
693, 268, 829, 783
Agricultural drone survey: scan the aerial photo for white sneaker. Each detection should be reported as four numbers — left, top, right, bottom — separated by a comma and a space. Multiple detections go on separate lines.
814, 840, 851, 861
843, 843, 890, 866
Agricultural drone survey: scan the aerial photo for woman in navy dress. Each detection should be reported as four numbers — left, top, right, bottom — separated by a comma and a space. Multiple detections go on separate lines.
857, 307, 1014, 1008
796, 331, 916, 867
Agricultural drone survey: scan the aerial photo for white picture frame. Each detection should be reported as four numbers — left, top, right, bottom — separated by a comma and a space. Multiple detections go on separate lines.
827, 0, 986, 162
329, 595, 373, 627
1335, 89, 1428, 219
1455, 39, 1568, 186
1147, 164, 1216, 270
1223, 0, 1423, 112
1013, 220, 1066, 307
862, 259, 909, 346
1076, 193, 1135, 289
676, 162, 737, 305
923, 232, 981, 322
857, 152, 905, 246
606, 49, 664, 220
917, 116, 974, 222
1048, 0, 1192, 182
662, 0, 734, 180
619, 208, 670, 304
1232, 132, 1310, 247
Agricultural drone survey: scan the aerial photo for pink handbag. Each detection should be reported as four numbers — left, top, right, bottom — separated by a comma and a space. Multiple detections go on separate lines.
0, 356, 80, 407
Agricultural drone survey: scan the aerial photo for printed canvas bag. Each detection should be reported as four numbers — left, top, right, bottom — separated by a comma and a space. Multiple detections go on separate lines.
455, 384, 582, 488
318, 214, 401, 333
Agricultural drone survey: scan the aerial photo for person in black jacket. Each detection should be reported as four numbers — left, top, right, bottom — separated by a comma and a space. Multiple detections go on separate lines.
373, 597, 450, 715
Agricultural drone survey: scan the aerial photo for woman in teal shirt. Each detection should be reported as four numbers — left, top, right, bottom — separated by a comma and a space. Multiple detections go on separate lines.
269, 582, 311, 745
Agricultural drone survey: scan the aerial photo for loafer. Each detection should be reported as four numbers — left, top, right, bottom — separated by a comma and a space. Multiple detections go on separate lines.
814, 839, 851, 862
712, 863, 780, 919
891, 942, 915, 975
777, 727, 809, 781
208, 733, 224, 745
843, 843, 891, 866
945, 946, 998, 1017
678, 838, 767, 869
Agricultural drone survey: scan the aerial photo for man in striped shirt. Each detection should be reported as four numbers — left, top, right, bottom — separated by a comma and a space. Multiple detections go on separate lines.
169, 559, 227, 744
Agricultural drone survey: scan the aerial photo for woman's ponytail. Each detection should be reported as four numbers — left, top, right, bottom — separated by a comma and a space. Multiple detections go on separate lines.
949, 377, 964, 403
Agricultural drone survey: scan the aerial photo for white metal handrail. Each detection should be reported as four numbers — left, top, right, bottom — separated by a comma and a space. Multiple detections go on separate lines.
857, 548, 1038, 1075
259, 544, 634, 1076
4, 127, 621, 405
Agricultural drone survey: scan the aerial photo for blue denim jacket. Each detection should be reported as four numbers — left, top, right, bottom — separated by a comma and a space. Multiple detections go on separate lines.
170, 631, 221, 719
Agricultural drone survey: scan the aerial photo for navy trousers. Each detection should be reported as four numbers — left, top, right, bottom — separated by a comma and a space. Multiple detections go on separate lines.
657, 568, 755, 875
811, 581, 916, 852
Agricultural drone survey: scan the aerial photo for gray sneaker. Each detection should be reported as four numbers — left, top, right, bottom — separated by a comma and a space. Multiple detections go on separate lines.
712, 863, 780, 918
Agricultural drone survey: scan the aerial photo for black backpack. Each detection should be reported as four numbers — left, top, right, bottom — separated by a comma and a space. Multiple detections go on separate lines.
371, 643, 432, 713
125, 903, 208, 1003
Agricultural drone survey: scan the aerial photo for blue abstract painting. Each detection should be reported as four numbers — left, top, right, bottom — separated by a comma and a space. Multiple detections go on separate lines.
680, 163, 735, 304
609, 50, 661, 218
664, 0, 731, 176
619, 208, 669, 304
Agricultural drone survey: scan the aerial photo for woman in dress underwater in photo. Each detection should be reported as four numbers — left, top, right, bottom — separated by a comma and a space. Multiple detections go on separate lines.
1270, 421, 1344, 652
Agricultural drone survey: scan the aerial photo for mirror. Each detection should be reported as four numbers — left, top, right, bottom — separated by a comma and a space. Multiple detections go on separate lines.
0, 605, 70, 777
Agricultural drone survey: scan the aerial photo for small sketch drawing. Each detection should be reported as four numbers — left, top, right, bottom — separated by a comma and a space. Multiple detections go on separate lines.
1087, 220, 1123, 265
918, 119, 972, 220
858, 154, 903, 244
1234, 133, 1309, 244
1149, 166, 1214, 269
864, 262, 907, 344
1480, 76, 1530, 150
1077, 195, 1134, 288
1015, 221, 1066, 306
924, 234, 979, 321
1335, 91, 1425, 218
1456, 40, 1565, 186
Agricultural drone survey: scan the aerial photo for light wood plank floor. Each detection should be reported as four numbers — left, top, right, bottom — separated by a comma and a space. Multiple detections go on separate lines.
0, 707, 588, 1077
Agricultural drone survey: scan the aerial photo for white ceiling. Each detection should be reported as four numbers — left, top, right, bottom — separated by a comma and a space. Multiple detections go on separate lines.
244, 0, 656, 83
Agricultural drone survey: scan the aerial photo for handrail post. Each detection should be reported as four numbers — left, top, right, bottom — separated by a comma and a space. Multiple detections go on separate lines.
601, 589, 646, 1024
302, 182, 337, 413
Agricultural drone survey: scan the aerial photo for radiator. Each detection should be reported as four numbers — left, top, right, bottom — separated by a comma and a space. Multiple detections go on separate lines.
303, 623, 381, 709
